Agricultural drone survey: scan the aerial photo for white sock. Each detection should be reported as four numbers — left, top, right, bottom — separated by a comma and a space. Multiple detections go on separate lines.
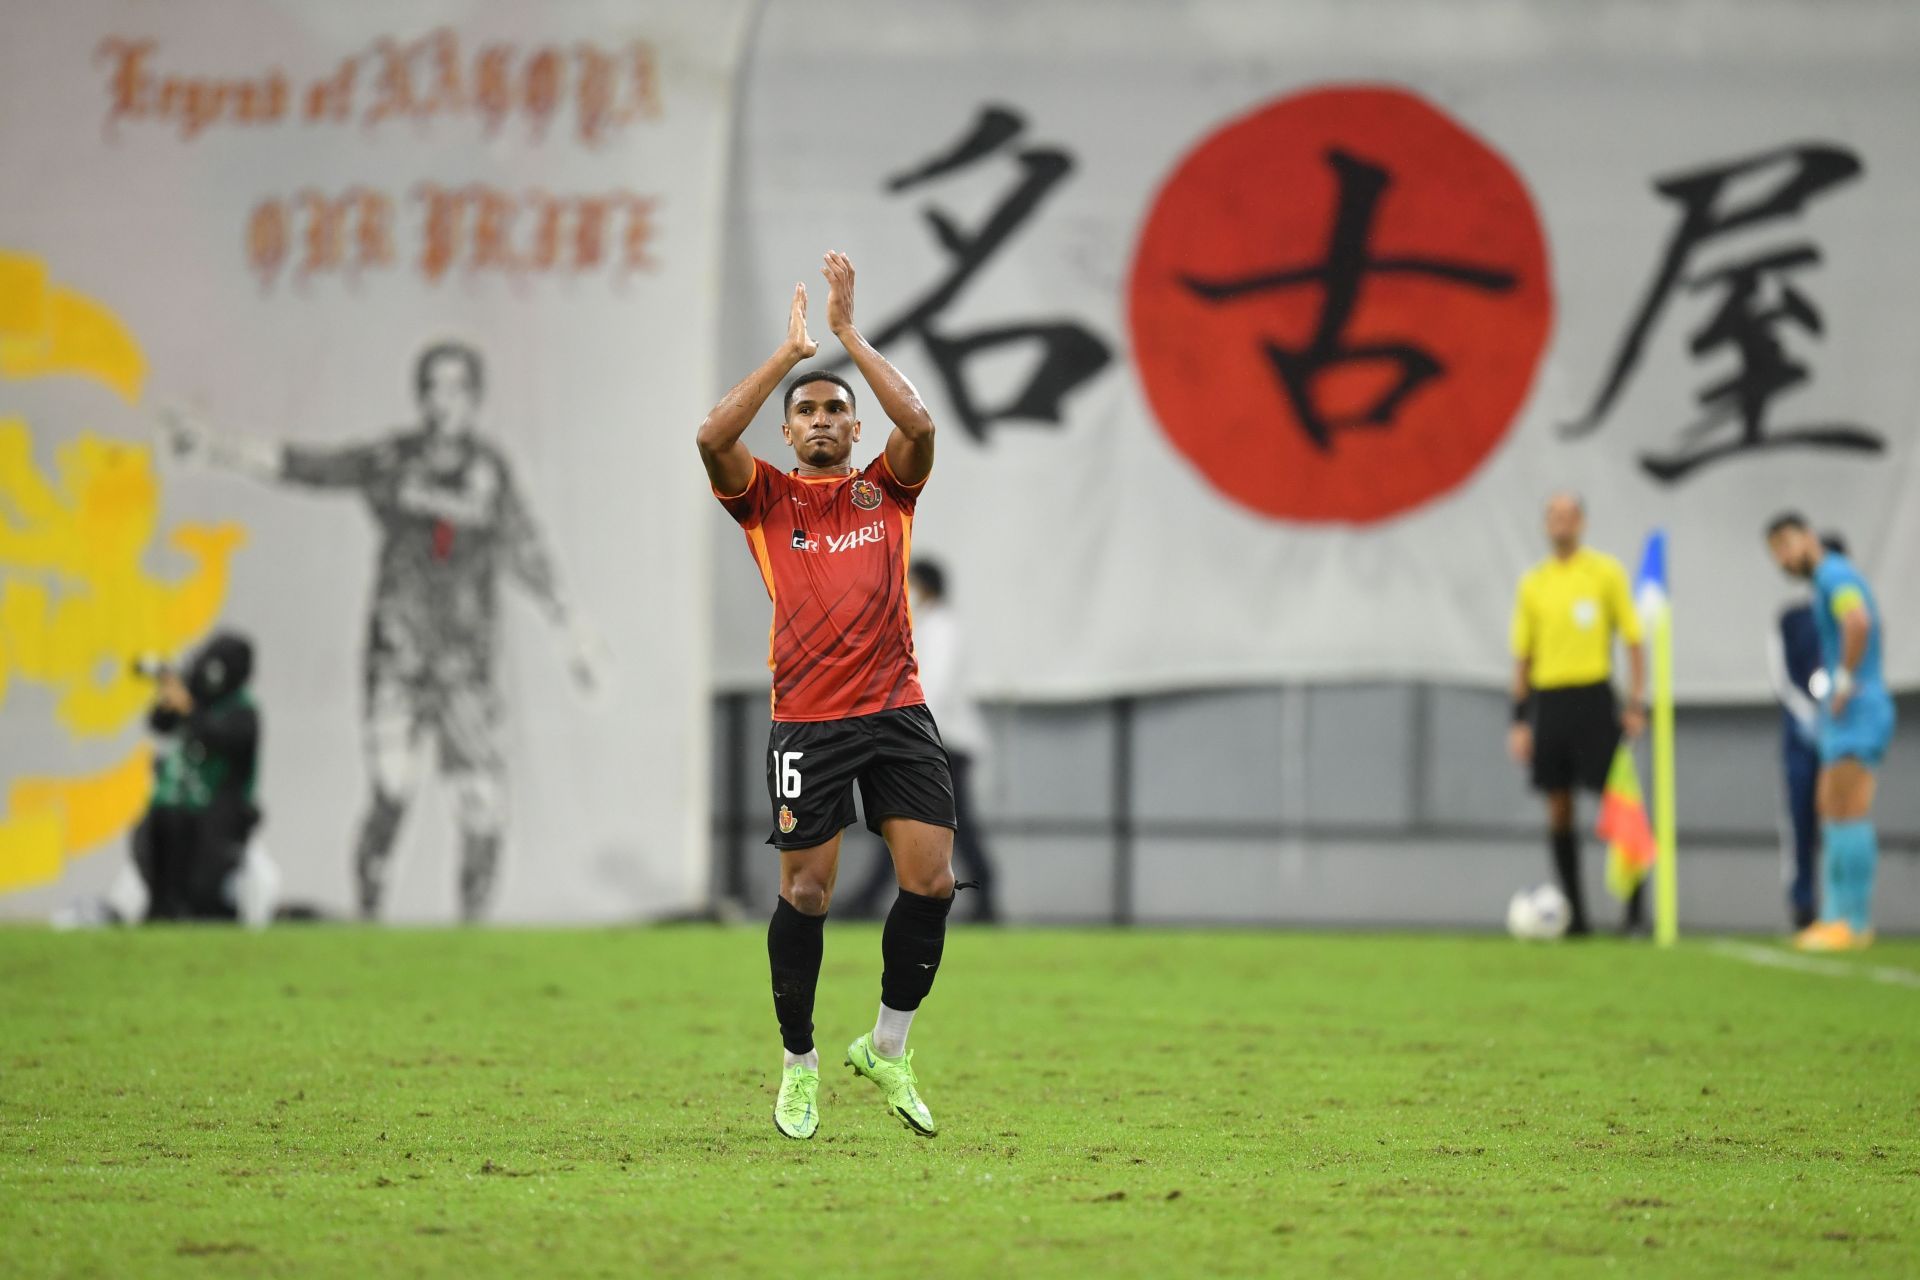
783, 1048, 818, 1070
872, 1003, 915, 1059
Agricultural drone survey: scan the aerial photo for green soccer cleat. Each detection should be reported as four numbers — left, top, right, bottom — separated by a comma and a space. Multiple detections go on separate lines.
773, 1063, 820, 1140
845, 1032, 936, 1136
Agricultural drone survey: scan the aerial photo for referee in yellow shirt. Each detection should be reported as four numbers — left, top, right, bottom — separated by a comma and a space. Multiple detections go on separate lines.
1508, 493, 1647, 936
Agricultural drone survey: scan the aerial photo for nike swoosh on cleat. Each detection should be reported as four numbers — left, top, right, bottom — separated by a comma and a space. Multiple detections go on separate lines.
864, 1047, 876, 1068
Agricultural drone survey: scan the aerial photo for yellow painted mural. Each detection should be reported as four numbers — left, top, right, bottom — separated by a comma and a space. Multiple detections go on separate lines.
0, 248, 243, 893
0, 250, 145, 404
0, 745, 155, 893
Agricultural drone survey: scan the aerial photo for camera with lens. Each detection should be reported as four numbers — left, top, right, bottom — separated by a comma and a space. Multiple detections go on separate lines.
130, 654, 173, 681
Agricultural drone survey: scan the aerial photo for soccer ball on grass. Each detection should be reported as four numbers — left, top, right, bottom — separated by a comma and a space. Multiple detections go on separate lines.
1505, 884, 1571, 941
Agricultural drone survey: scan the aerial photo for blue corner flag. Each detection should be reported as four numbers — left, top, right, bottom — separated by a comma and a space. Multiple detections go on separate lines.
1635, 528, 1668, 618
1633, 526, 1677, 946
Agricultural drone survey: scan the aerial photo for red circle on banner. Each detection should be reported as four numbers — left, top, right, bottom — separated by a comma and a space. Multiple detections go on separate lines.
1128, 85, 1552, 524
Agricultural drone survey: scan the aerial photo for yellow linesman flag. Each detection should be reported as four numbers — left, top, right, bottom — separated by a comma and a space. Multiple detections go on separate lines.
1597, 743, 1656, 901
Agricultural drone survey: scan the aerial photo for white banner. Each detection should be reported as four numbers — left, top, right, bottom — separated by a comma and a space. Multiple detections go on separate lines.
713, 0, 1920, 704
0, 0, 750, 919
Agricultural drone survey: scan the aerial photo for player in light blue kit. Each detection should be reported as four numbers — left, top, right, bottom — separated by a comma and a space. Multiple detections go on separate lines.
1765, 513, 1894, 950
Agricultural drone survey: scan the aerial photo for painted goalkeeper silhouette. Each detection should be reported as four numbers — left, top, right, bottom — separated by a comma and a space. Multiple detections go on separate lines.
161, 343, 603, 921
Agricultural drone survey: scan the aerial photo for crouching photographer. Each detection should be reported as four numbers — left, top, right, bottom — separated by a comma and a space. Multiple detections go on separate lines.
132, 632, 261, 921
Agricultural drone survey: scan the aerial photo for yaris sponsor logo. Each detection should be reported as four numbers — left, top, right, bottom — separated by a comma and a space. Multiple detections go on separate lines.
826, 521, 886, 554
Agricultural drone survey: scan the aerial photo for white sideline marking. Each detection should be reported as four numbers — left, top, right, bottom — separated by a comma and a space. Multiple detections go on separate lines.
1708, 940, 1920, 990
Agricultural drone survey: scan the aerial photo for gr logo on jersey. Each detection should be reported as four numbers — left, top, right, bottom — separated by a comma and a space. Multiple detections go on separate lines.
850, 478, 882, 511
778, 805, 798, 834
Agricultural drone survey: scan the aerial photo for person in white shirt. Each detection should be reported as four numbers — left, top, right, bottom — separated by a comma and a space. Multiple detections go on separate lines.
844, 559, 999, 922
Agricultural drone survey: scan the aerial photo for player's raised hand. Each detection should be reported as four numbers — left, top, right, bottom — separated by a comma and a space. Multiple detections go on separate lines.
823, 251, 855, 338
786, 282, 818, 360
155, 401, 212, 466
151, 402, 282, 479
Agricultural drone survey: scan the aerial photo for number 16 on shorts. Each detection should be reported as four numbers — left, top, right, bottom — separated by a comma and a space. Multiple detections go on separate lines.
772, 751, 804, 798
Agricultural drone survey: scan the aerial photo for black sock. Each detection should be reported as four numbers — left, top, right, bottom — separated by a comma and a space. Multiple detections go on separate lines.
1623, 880, 1647, 930
1550, 829, 1590, 931
767, 896, 826, 1055
880, 888, 954, 1012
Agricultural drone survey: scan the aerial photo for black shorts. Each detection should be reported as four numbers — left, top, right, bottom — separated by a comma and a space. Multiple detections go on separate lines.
1531, 682, 1620, 794
764, 704, 957, 850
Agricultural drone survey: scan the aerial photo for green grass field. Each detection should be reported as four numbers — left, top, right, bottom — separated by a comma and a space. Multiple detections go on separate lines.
3, 926, 1916, 1278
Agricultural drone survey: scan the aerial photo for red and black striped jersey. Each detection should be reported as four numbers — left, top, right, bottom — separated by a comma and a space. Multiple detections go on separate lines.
716, 454, 925, 722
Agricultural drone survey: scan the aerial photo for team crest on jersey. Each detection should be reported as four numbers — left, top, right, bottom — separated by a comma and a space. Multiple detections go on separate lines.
778, 805, 798, 834
849, 478, 882, 511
